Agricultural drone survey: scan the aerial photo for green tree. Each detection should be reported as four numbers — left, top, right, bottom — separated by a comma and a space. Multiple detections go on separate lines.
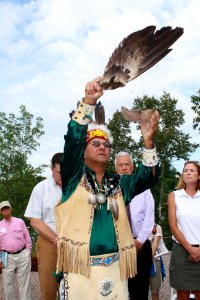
107, 92, 199, 248
191, 89, 200, 132
131, 92, 199, 246
0, 105, 45, 220
107, 110, 139, 171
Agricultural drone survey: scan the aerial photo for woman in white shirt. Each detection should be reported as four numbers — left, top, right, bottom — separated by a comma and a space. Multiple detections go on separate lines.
168, 161, 200, 300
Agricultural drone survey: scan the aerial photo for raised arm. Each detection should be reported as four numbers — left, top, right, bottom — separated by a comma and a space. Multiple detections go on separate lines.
61, 78, 104, 201
120, 110, 160, 202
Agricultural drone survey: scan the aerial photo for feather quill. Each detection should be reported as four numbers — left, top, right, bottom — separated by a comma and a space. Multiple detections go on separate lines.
100, 25, 184, 90
121, 107, 155, 123
95, 101, 105, 125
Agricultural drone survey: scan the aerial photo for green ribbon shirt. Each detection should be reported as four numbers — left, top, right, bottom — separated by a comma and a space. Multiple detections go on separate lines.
60, 120, 159, 255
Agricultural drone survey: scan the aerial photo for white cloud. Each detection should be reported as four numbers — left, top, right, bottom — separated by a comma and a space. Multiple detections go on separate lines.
1, 0, 200, 175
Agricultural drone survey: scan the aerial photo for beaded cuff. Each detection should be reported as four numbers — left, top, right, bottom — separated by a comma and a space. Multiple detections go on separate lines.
72, 100, 95, 125
142, 147, 159, 167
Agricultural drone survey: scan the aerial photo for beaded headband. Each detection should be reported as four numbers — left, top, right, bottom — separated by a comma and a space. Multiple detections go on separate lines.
86, 123, 113, 144
86, 129, 108, 142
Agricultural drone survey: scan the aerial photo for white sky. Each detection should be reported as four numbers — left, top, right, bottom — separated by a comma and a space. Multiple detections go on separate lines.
0, 0, 199, 177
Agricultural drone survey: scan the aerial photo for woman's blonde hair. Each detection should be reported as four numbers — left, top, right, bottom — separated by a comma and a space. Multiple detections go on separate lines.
176, 161, 200, 190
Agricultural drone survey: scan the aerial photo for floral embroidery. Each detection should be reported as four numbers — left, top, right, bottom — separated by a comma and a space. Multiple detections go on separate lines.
59, 236, 87, 246
142, 147, 158, 166
100, 277, 113, 296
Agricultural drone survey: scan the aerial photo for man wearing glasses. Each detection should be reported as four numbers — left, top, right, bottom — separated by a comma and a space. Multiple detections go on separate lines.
55, 77, 160, 299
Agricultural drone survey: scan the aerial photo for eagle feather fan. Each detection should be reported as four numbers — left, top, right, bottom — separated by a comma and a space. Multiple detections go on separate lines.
100, 25, 183, 90
121, 107, 155, 123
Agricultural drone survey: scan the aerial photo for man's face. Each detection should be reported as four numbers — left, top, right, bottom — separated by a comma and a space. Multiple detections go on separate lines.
51, 163, 62, 186
0, 206, 12, 218
115, 156, 133, 175
84, 138, 111, 166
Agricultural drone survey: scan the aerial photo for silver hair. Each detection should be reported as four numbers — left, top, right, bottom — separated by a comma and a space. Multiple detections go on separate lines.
114, 151, 133, 168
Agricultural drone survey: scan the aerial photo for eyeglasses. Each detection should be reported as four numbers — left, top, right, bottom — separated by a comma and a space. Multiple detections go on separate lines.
89, 141, 111, 149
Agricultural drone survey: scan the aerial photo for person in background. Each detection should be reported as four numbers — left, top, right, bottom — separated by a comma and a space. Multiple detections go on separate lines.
149, 224, 167, 300
25, 152, 63, 300
168, 160, 200, 300
0, 201, 32, 300
115, 151, 155, 300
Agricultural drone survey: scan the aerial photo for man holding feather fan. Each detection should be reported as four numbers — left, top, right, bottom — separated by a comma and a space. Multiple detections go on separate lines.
55, 25, 183, 299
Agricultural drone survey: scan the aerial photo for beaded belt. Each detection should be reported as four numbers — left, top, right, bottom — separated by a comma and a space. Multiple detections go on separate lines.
90, 252, 119, 266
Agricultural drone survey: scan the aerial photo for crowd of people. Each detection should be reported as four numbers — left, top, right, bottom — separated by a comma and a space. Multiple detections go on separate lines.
0, 78, 199, 300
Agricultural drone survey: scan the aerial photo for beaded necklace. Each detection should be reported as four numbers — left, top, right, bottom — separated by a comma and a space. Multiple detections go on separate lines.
84, 169, 121, 218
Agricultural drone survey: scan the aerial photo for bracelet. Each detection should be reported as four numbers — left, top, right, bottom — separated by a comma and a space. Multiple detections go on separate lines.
53, 237, 58, 245
142, 147, 159, 167
72, 99, 95, 125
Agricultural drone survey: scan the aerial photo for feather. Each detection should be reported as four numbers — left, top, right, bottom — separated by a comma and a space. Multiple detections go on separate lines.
69, 101, 80, 118
100, 25, 184, 90
95, 101, 105, 125
69, 110, 75, 118
121, 107, 155, 123
110, 199, 119, 220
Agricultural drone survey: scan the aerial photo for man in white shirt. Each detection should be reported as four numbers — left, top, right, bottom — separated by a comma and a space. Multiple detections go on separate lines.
115, 151, 155, 300
25, 153, 63, 300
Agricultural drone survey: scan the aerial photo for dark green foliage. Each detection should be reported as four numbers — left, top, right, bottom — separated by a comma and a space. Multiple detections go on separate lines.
107, 92, 199, 245
107, 110, 140, 172
0, 172, 45, 220
191, 89, 200, 132
131, 92, 199, 243
0, 105, 46, 222
132, 92, 198, 161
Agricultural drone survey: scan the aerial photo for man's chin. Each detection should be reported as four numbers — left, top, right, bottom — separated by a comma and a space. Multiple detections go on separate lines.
95, 157, 109, 164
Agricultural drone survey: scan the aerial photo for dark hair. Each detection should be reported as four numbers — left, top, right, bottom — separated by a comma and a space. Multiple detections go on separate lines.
176, 161, 200, 190
51, 153, 63, 168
